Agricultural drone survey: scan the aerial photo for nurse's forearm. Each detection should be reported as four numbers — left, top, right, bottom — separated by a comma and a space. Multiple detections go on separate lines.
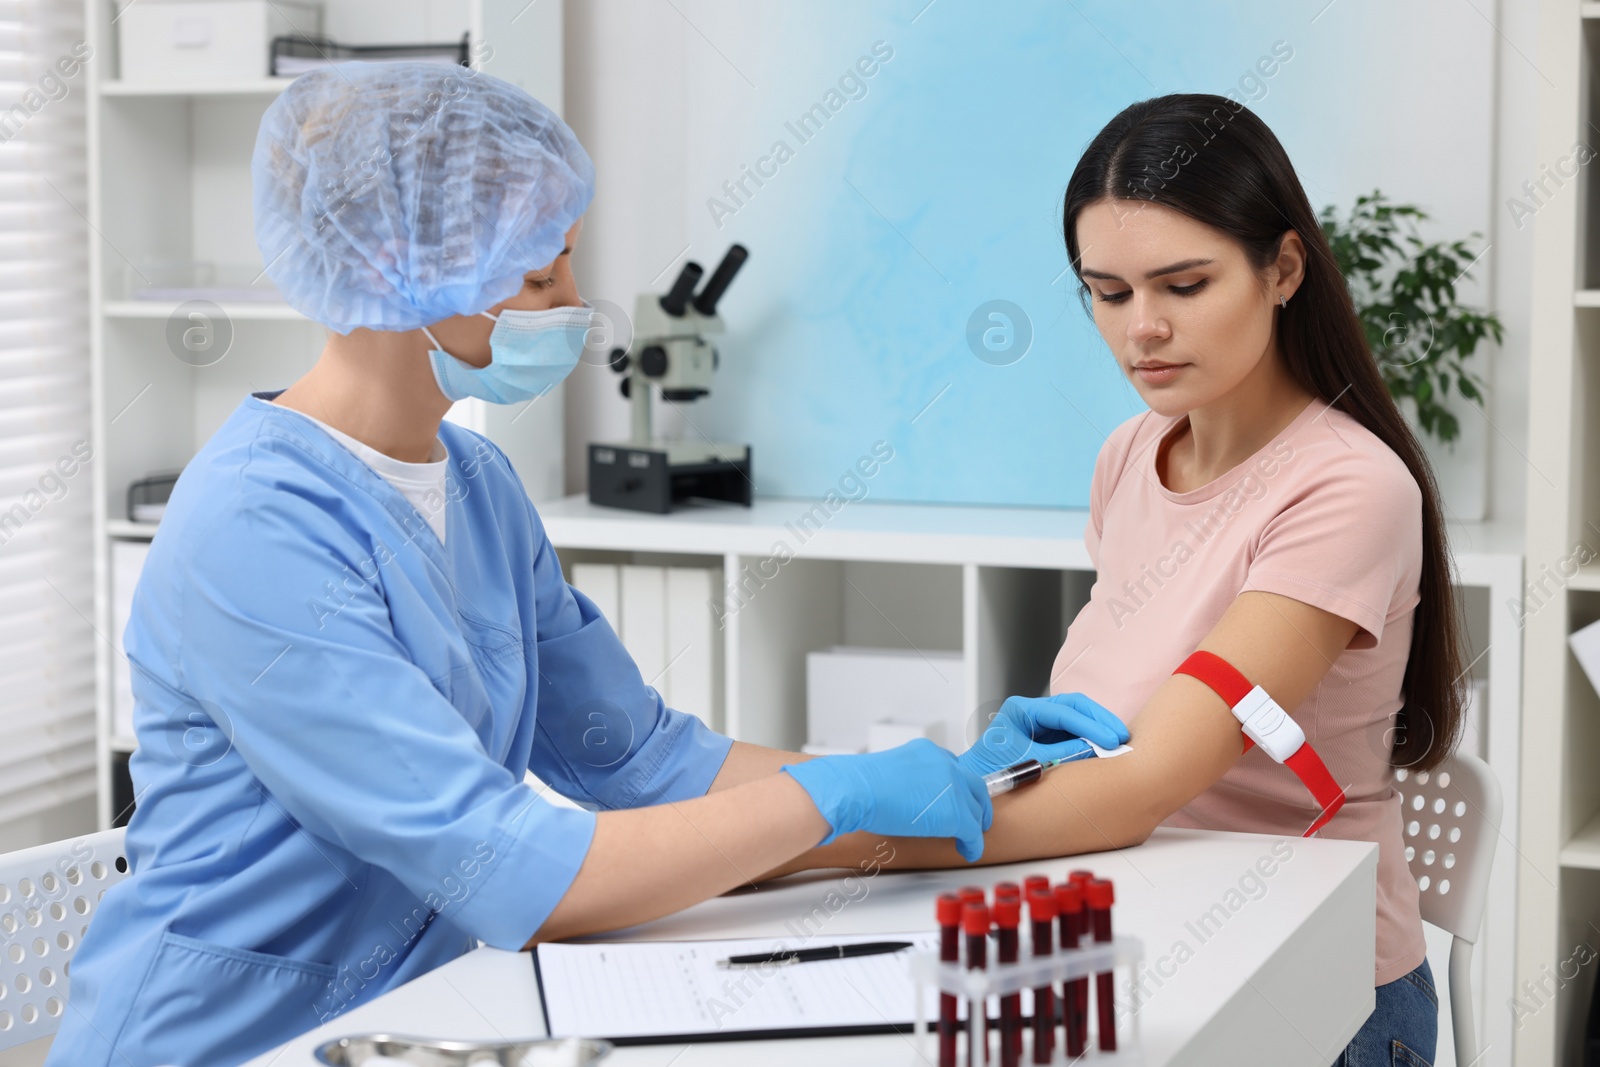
526, 771, 829, 945
704, 739, 812, 792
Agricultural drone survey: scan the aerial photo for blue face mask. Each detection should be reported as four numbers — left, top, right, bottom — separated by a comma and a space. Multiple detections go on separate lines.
423, 301, 593, 405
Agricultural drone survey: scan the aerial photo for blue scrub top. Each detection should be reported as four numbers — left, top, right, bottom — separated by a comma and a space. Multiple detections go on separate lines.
48, 393, 733, 1067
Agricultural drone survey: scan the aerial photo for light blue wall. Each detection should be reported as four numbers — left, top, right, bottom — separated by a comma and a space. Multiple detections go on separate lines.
666, 0, 1491, 509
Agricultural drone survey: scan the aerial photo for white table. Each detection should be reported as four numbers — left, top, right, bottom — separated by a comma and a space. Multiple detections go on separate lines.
252, 827, 1376, 1067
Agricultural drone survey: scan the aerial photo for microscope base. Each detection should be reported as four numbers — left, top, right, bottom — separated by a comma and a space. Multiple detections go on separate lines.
587, 442, 753, 514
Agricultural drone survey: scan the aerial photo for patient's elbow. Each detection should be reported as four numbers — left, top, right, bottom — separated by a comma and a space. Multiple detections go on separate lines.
1098, 810, 1153, 852
1115, 801, 1161, 850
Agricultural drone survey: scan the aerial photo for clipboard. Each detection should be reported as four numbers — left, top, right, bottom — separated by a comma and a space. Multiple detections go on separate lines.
532, 931, 941, 1046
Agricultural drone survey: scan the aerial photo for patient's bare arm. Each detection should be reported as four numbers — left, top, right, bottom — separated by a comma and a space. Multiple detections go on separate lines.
763, 589, 1360, 879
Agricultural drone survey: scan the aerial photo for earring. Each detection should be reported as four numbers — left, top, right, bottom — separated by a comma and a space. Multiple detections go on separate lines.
1279, 294, 1288, 309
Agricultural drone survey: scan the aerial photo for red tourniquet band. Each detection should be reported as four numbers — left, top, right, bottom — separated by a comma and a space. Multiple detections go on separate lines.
1173, 650, 1346, 836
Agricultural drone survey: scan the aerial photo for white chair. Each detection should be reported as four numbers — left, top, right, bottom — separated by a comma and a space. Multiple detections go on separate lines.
0, 827, 130, 1053
1394, 752, 1502, 1067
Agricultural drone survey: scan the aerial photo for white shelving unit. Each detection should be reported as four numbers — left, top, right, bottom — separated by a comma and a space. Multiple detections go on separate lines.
539, 494, 1526, 1060
1520, 3, 1600, 1063
85, 0, 567, 830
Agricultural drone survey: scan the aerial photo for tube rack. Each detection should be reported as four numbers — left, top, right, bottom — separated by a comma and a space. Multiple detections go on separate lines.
908, 935, 1146, 1065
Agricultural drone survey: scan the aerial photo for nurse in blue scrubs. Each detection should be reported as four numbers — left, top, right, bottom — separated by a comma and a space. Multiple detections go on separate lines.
46, 63, 1125, 1067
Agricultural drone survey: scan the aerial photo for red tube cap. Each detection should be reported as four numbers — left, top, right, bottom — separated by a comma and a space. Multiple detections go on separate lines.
994, 897, 1021, 927
1054, 883, 1083, 914
994, 881, 1021, 900
1027, 888, 1056, 921
962, 902, 991, 936
936, 893, 963, 927
958, 885, 987, 906
1067, 869, 1095, 888
1085, 878, 1116, 910
1023, 874, 1051, 895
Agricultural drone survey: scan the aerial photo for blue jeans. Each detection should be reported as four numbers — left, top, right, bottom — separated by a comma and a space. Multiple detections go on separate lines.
1332, 957, 1439, 1066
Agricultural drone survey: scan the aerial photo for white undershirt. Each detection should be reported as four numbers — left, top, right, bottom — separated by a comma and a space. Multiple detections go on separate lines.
276, 405, 450, 545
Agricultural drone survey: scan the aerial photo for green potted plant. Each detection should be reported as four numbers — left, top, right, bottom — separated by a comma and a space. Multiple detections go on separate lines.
1319, 191, 1503, 445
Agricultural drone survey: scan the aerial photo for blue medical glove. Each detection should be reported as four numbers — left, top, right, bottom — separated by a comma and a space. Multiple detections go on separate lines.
783, 739, 993, 862
957, 692, 1130, 779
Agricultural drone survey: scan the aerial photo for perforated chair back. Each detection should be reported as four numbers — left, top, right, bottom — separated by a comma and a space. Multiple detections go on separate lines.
0, 827, 129, 1051
1394, 752, 1501, 1067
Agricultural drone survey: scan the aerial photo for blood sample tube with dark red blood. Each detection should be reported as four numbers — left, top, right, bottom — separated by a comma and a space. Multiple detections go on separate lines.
1026, 888, 1056, 1064
992, 884, 1024, 1061
998, 883, 1024, 1062
994, 896, 1021, 1067
1087, 878, 1117, 1051
937, 893, 962, 1067
1054, 882, 1087, 1057
963, 902, 991, 1066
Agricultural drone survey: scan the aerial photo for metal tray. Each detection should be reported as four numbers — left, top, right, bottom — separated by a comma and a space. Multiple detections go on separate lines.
313, 1034, 612, 1066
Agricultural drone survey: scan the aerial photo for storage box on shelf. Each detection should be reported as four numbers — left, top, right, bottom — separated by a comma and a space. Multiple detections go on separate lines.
807, 646, 967, 754
115, 0, 322, 85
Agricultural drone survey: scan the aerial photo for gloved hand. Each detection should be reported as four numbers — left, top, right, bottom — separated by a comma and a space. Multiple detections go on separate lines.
783, 738, 993, 862
957, 692, 1129, 779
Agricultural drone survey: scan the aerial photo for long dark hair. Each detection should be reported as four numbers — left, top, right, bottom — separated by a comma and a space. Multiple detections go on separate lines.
1061, 93, 1464, 772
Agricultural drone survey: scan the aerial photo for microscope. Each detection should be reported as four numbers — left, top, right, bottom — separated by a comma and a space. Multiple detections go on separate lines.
588, 244, 753, 514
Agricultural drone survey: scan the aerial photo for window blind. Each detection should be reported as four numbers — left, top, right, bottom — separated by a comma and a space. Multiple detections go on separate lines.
0, 0, 96, 837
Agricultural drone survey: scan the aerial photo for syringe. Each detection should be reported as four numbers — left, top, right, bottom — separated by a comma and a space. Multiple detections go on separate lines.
982, 748, 1097, 797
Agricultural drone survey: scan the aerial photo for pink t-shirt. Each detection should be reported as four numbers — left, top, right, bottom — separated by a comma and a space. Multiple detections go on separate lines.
1049, 396, 1427, 987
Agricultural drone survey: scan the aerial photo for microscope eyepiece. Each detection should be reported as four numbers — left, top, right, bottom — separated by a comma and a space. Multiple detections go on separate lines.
660, 261, 704, 317
691, 244, 748, 317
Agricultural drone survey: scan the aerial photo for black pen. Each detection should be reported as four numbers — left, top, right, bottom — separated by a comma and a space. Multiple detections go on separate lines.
715, 940, 914, 968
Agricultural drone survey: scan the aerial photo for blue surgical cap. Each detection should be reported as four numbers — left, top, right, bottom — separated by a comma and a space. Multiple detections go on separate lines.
252, 62, 594, 333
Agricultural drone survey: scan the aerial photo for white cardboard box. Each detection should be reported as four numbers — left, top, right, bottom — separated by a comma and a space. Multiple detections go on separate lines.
116, 0, 321, 84
619, 565, 667, 698
663, 566, 720, 728
865, 719, 945, 752
571, 562, 721, 729
570, 563, 620, 630
806, 646, 965, 755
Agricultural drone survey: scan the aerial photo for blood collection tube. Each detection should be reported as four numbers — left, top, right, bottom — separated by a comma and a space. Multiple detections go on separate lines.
963, 902, 991, 1066
992, 883, 1017, 1062
937, 893, 962, 1067
1087, 878, 1117, 1051
1054, 882, 1087, 1057
1026, 888, 1056, 1064
994, 897, 1021, 1067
